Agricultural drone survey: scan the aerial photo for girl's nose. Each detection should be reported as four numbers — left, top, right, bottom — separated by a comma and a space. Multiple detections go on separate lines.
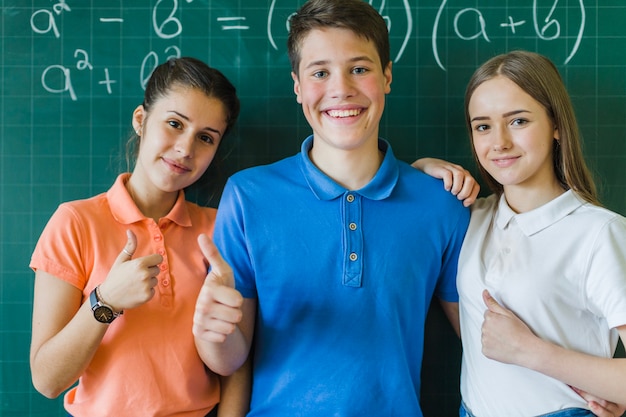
175, 133, 194, 157
493, 127, 512, 151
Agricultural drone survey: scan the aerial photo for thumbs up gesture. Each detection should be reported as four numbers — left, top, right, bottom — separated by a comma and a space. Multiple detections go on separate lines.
193, 234, 243, 343
481, 290, 536, 365
98, 230, 163, 311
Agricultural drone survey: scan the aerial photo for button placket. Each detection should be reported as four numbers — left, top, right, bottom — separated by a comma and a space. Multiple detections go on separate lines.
149, 221, 173, 304
343, 193, 363, 287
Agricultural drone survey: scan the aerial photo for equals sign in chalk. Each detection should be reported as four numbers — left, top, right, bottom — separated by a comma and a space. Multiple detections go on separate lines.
217, 16, 249, 30
100, 17, 124, 23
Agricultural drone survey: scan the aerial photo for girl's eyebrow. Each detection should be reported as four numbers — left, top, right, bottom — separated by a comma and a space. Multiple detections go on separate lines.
470, 109, 530, 123
502, 109, 530, 118
167, 110, 223, 135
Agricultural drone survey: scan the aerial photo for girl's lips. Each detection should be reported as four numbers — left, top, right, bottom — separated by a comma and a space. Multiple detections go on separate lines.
491, 155, 520, 168
162, 157, 191, 174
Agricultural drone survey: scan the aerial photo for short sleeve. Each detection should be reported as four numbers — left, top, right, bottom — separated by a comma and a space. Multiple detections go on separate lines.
30, 203, 88, 289
585, 215, 626, 329
213, 178, 257, 298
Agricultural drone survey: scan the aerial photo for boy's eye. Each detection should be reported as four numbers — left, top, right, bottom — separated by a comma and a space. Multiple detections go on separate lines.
312, 70, 327, 79
352, 67, 368, 75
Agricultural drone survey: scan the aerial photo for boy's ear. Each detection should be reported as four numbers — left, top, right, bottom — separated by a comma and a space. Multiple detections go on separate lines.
384, 61, 392, 94
291, 71, 303, 104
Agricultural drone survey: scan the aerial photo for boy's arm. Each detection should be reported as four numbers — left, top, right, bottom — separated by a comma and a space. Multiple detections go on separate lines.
193, 234, 255, 376
217, 355, 252, 417
412, 158, 480, 206
439, 300, 460, 338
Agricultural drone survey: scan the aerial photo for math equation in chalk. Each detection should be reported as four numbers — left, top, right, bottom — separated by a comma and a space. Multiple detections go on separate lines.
29, 0, 585, 100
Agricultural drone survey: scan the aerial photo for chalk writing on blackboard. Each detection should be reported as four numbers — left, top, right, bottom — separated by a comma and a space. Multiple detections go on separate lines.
30, 0, 587, 100
267, 0, 413, 63
432, 0, 585, 71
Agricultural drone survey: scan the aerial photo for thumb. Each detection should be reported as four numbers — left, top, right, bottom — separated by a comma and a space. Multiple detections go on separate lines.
197, 234, 234, 288
116, 229, 137, 262
482, 289, 507, 314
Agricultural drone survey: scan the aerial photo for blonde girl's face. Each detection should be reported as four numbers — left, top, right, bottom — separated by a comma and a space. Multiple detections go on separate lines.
468, 75, 559, 194
131, 85, 228, 196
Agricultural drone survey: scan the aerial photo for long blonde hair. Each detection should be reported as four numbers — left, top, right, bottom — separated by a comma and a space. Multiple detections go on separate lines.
464, 50, 600, 205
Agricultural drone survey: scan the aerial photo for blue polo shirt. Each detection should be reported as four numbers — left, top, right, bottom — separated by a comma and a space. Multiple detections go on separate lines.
213, 136, 469, 416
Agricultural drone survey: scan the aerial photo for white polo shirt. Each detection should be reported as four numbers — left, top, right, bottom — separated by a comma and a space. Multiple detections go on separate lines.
459, 191, 626, 417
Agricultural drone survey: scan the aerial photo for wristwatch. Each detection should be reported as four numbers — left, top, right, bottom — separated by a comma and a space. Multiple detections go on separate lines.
90, 286, 122, 324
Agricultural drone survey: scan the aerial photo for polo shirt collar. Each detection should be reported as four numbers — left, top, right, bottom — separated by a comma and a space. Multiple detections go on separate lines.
495, 189, 583, 236
298, 135, 399, 201
107, 173, 192, 226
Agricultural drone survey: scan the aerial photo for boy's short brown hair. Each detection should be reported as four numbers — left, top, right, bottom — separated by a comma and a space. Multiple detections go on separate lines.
287, 0, 390, 76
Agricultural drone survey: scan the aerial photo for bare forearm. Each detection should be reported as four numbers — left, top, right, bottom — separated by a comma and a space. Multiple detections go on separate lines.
440, 300, 460, 337
518, 336, 626, 404
30, 301, 108, 398
217, 356, 252, 417
195, 328, 250, 376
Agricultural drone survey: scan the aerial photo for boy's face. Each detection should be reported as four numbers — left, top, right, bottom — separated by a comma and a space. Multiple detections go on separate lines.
292, 27, 392, 154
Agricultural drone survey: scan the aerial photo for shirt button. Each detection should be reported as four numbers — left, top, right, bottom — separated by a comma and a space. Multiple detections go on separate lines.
159, 263, 167, 271
158, 249, 166, 256
349, 253, 358, 261
154, 234, 163, 242
162, 279, 170, 286
346, 194, 355, 203
349, 222, 357, 231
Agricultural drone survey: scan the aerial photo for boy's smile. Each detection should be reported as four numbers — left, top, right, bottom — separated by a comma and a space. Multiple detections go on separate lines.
292, 27, 392, 156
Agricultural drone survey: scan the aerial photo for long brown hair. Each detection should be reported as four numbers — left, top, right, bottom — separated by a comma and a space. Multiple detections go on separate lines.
464, 50, 600, 205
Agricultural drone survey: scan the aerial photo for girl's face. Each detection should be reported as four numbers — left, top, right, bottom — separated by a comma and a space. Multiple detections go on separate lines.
468, 75, 559, 195
131, 85, 228, 197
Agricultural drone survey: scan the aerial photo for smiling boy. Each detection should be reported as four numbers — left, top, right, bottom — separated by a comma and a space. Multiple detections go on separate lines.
193, 1, 470, 415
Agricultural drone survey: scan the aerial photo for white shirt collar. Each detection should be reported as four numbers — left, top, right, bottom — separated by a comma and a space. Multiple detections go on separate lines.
495, 190, 585, 236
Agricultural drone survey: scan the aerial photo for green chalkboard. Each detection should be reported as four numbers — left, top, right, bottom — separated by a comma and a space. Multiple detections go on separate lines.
2, 1, 626, 416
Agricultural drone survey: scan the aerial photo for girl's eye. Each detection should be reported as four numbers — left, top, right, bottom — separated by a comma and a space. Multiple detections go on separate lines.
473, 124, 489, 132
168, 120, 182, 129
511, 118, 528, 126
199, 134, 215, 145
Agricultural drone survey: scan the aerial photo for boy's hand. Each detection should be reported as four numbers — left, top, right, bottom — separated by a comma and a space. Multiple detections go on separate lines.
411, 157, 480, 206
193, 234, 243, 343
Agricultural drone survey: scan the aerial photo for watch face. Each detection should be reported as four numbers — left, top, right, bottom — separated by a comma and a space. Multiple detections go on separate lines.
93, 306, 114, 323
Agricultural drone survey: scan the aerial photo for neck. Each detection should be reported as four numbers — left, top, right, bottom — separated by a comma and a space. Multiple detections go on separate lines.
126, 175, 178, 221
309, 142, 384, 190
503, 181, 566, 213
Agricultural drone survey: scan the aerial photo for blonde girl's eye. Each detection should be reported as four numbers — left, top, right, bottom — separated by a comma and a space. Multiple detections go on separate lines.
168, 120, 182, 129
511, 118, 528, 127
473, 123, 489, 132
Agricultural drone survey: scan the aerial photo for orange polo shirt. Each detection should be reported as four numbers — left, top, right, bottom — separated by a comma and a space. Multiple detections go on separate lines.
30, 174, 219, 416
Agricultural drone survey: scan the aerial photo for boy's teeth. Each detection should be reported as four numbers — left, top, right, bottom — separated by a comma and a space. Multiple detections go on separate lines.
327, 109, 360, 117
